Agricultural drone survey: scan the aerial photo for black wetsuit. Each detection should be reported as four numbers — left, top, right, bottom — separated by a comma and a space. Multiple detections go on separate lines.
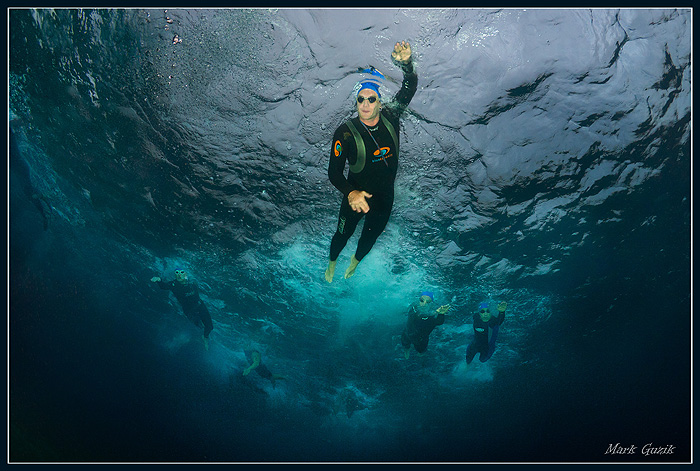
401, 302, 445, 354
465, 311, 505, 364
157, 279, 213, 338
328, 61, 418, 262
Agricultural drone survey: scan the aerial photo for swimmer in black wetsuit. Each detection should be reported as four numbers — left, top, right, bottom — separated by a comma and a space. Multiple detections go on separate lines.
243, 349, 285, 388
401, 291, 451, 359
325, 41, 418, 282
151, 269, 213, 350
465, 301, 507, 367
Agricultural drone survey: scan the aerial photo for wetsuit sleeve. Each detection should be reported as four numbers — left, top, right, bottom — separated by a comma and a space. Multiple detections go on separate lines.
328, 125, 358, 197
434, 313, 445, 326
490, 311, 506, 327
156, 280, 174, 291
403, 305, 417, 330
388, 60, 417, 116
496, 310, 506, 326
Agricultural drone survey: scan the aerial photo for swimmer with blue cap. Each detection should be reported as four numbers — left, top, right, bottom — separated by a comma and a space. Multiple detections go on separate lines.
466, 300, 508, 368
325, 40, 416, 284
401, 291, 451, 359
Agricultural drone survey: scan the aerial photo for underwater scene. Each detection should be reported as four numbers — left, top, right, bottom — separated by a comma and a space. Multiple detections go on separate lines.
9, 8, 691, 463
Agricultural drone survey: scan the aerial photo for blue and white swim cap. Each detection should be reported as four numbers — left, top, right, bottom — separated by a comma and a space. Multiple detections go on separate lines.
478, 302, 489, 310
356, 67, 385, 98
421, 291, 434, 301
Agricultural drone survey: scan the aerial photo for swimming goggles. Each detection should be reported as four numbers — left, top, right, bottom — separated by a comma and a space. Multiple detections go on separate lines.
357, 96, 378, 104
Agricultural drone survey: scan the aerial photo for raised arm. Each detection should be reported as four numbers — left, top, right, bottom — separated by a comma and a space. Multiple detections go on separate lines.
151, 276, 173, 291
389, 41, 417, 114
495, 301, 507, 325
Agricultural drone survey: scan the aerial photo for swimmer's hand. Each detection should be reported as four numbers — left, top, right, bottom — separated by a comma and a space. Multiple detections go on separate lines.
497, 301, 507, 312
348, 190, 372, 213
437, 305, 450, 315
392, 41, 412, 63
150, 276, 161, 283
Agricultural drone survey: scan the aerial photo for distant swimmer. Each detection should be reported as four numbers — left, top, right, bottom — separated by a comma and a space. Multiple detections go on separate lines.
333, 387, 364, 418
10, 126, 51, 230
243, 349, 285, 388
151, 269, 213, 350
401, 291, 450, 359
465, 301, 507, 367
325, 40, 418, 282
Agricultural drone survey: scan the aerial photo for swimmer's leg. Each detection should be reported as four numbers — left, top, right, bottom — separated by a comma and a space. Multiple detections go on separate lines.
327, 199, 362, 283
344, 255, 360, 279
350, 196, 392, 278
325, 260, 337, 283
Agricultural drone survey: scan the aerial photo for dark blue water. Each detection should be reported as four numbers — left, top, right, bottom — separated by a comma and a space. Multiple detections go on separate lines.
9, 8, 691, 463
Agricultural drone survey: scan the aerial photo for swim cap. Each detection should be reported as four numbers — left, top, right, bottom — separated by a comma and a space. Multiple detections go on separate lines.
356, 67, 385, 99
478, 302, 489, 310
421, 291, 434, 301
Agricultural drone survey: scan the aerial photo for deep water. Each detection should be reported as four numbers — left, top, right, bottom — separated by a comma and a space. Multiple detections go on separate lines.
9, 8, 691, 463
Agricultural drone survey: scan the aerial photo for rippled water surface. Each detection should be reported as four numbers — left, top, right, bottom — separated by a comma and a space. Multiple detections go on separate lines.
9, 8, 691, 463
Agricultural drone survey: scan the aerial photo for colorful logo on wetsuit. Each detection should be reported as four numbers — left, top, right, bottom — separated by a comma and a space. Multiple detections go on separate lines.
371, 147, 392, 163
334, 140, 342, 157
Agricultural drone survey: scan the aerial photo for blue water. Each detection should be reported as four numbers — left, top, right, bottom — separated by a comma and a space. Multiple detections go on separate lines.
9, 8, 691, 463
